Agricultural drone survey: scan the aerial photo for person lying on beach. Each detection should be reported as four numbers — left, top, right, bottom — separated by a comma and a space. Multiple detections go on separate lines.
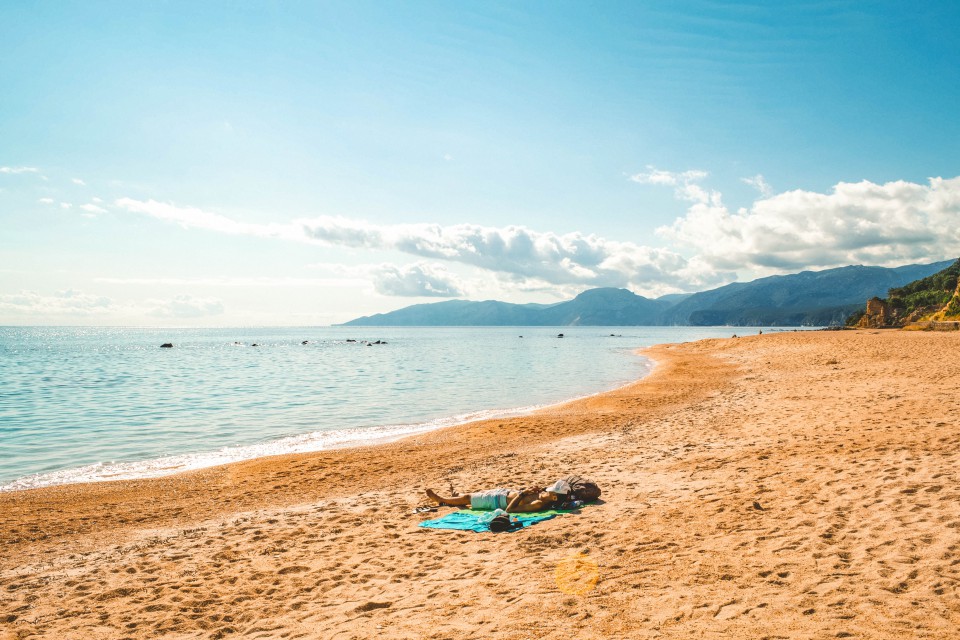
425, 480, 571, 513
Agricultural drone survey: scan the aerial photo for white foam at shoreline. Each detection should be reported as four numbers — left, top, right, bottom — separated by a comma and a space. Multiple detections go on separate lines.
0, 357, 654, 493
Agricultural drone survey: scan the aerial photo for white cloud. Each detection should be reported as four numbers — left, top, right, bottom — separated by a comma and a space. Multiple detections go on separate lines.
118, 172, 960, 302
72, 178, 86, 186
0, 290, 226, 320
630, 166, 720, 205
0, 290, 114, 316
658, 176, 960, 271
302, 217, 723, 291
59, 202, 72, 209
96, 276, 365, 287
630, 167, 707, 187
80, 203, 107, 214
0, 166, 39, 175
116, 198, 303, 241
741, 174, 773, 197
116, 198, 722, 294
371, 262, 465, 297
38, 197, 54, 205
298, 215, 383, 248
146, 295, 225, 318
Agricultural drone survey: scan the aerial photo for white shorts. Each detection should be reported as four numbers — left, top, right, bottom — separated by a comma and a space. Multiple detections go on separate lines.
470, 488, 512, 510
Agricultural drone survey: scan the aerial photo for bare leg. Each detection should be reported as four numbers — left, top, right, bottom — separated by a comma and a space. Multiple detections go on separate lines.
426, 489, 470, 507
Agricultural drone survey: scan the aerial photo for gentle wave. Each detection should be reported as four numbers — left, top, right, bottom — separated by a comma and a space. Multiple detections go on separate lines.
0, 368, 652, 492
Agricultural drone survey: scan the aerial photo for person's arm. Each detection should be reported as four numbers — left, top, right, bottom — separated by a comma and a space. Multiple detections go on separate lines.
510, 499, 547, 513
505, 488, 538, 513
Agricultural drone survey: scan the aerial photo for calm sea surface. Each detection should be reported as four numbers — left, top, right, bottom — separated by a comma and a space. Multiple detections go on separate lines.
0, 326, 784, 491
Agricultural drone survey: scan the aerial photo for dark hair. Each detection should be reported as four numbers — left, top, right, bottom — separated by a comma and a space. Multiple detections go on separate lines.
572, 482, 601, 502
561, 476, 601, 503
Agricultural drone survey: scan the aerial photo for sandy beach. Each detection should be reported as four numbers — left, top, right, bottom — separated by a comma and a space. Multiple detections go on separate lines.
2, 330, 960, 639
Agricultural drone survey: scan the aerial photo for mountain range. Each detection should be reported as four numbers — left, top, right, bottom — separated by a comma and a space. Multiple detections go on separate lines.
340, 259, 956, 327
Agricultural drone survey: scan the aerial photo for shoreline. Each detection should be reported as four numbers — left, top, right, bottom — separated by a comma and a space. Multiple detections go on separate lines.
0, 353, 656, 494
4, 330, 960, 639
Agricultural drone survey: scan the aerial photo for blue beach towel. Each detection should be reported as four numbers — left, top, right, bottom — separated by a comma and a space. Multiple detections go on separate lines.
419, 510, 556, 532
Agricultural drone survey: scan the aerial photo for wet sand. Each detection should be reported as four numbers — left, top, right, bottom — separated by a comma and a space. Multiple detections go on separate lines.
2, 330, 960, 639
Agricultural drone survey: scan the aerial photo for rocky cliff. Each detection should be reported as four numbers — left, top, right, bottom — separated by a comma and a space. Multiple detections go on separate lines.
857, 297, 896, 328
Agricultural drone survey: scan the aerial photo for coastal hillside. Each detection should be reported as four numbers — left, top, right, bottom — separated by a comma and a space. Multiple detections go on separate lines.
854, 258, 960, 328
341, 259, 954, 327
341, 288, 670, 326
660, 260, 955, 326
337, 299, 555, 327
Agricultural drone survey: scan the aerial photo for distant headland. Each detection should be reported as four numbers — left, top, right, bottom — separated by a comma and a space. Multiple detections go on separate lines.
340, 259, 956, 327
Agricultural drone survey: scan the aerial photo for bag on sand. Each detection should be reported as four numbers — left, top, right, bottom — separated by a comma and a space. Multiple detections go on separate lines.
562, 475, 601, 503
489, 513, 522, 533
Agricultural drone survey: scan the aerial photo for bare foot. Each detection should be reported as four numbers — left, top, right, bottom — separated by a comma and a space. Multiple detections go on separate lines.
425, 489, 442, 504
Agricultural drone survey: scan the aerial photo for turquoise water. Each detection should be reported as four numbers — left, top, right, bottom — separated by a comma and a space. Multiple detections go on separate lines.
0, 326, 776, 491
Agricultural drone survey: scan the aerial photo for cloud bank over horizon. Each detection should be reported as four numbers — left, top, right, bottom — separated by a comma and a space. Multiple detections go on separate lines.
5, 165, 958, 327
0, 290, 226, 319
654, 173, 960, 273
110, 173, 960, 301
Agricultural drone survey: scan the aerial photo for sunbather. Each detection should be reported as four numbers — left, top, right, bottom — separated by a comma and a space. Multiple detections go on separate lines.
425, 480, 571, 513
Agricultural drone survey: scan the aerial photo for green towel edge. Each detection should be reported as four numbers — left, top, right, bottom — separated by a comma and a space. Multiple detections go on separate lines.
455, 501, 595, 519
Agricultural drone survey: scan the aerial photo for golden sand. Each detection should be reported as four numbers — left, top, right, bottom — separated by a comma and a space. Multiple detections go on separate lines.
2, 330, 960, 639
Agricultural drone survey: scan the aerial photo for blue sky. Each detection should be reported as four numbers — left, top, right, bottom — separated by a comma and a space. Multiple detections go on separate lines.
2, 1, 959, 325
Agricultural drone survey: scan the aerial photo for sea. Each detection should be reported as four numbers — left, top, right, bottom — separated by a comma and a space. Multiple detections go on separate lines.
0, 325, 787, 492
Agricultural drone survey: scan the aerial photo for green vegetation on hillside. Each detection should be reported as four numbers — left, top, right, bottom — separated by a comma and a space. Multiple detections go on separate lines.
845, 308, 866, 327
852, 259, 960, 327
945, 295, 960, 318
887, 259, 960, 317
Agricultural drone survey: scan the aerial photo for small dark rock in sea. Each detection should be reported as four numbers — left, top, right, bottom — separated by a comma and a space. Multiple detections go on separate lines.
301, 340, 308, 345
251, 343, 260, 347
557, 333, 564, 338
346, 339, 356, 342
160, 343, 173, 348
